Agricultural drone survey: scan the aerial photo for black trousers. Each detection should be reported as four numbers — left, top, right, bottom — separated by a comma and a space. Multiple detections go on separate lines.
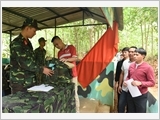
117, 91, 120, 111
127, 91, 148, 113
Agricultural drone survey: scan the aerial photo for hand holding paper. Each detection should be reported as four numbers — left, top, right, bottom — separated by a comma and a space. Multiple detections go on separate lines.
125, 79, 142, 97
131, 80, 142, 86
123, 82, 127, 87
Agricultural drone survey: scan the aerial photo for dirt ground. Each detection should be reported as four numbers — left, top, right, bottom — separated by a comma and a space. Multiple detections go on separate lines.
148, 84, 158, 100
113, 84, 158, 113
147, 58, 158, 100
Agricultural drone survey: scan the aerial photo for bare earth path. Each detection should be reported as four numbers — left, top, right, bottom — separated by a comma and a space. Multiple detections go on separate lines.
149, 84, 158, 100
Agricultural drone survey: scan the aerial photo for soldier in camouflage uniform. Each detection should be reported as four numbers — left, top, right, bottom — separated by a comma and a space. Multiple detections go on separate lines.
9, 17, 54, 94
34, 37, 47, 84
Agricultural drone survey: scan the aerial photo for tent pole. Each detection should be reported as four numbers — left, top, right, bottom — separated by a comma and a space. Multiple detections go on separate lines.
9, 31, 12, 43
54, 19, 57, 58
9, 31, 12, 59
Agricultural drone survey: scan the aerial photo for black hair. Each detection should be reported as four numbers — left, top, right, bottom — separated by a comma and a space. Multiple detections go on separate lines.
122, 47, 129, 52
21, 18, 39, 30
130, 46, 137, 49
51, 36, 61, 42
135, 48, 147, 56
21, 25, 28, 30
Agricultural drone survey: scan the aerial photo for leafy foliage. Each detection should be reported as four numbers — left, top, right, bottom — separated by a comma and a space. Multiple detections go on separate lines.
118, 7, 158, 57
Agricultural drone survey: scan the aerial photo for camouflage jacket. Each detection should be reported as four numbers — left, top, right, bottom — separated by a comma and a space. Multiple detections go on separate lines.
10, 34, 43, 87
44, 58, 73, 85
34, 47, 46, 66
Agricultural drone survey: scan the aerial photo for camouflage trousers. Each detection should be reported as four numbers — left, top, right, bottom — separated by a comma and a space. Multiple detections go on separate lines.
72, 77, 80, 113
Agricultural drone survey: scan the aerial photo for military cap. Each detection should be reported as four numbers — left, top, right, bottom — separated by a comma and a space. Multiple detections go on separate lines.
22, 17, 39, 30
38, 37, 47, 43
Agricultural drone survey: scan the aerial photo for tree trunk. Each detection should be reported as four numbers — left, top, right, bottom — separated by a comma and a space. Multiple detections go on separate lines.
74, 27, 79, 54
144, 23, 147, 50
151, 24, 154, 61
140, 22, 144, 48
145, 24, 150, 52
145, 24, 150, 51
44, 29, 49, 57
94, 27, 96, 45
97, 30, 99, 40
89, 19, 94, 49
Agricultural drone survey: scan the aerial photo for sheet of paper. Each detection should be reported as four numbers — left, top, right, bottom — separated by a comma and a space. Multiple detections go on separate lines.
27, 84, 54, 92
122, 85, 128, 92
125, 79, 142, 97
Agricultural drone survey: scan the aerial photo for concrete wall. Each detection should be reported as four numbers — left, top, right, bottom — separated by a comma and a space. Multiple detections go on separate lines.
78, 62, 114, 106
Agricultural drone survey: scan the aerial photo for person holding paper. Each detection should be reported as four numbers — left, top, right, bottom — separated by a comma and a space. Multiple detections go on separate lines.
51, 36, 80, 113
124, 48, 155, 113
118, 46, 137, 113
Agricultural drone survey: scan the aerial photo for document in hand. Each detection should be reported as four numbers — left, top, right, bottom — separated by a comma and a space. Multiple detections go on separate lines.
27, 84, 54, 92
125, 79, 142, 97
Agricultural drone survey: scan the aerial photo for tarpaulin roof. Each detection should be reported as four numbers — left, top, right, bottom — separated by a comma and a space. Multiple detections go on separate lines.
2, 7, 123, 35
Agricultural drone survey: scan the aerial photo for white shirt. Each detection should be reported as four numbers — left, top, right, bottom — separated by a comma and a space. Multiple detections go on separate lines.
121, 58, 132, 92
116, 52, 121, 61
135, 62, 143, 69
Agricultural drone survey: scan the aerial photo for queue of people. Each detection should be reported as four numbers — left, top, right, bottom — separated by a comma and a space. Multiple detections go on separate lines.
115, 46, 155, 113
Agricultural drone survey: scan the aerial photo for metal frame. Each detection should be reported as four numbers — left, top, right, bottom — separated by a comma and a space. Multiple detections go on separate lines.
2, 7, 123, 34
